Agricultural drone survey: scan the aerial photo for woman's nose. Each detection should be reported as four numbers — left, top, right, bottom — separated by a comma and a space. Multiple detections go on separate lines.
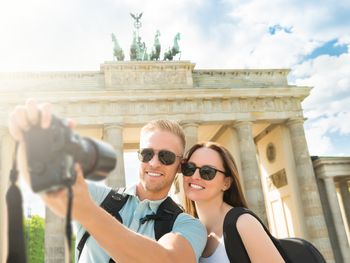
191, 168, 201, 179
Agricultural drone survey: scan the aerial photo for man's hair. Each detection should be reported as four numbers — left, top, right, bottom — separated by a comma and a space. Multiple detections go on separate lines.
141, 120, 186, 151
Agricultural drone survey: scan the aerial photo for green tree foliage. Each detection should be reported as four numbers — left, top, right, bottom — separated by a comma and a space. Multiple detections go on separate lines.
24, 215, 76, 262
24, 215, 45, 263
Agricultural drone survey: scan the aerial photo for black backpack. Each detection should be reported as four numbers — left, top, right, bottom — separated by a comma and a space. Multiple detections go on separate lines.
223, 207, 327, 263
77, 188, 183, 262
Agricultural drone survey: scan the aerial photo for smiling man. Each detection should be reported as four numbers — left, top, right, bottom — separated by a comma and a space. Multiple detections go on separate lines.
9, 101, 207, 263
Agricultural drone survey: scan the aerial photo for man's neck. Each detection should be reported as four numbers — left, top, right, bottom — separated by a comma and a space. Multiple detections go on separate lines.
135, 183, 169, 201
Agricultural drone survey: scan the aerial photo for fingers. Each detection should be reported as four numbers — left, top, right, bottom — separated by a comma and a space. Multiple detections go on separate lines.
8, 100, 54, 141
8, 106, 30, 141
74, 163, 85, 182
66, 118, 76, 129
39, 103, 52, 129
25, 99, 39, 125
26, 99, 52, 129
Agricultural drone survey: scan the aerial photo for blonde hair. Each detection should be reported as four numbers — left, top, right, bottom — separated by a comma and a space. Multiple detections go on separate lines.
141, 119, 186, 151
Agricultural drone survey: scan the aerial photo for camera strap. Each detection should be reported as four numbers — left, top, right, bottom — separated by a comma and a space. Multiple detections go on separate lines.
6, 142, 27, 263
66, 184, 74, 263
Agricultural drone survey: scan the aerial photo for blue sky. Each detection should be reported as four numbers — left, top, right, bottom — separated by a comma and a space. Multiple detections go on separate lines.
1, 0, 350, 215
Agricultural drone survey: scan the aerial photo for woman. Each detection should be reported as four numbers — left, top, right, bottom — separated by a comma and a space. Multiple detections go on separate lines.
181, 142, 285, 263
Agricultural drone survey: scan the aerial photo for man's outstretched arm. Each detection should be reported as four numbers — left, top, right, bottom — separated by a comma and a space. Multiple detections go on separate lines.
9, 100, 206, 263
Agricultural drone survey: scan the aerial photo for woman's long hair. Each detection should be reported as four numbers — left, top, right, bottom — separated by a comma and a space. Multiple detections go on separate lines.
183, 142, 248, 217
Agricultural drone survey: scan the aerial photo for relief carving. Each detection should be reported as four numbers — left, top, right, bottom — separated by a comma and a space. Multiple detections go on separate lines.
267, 169, 288, 191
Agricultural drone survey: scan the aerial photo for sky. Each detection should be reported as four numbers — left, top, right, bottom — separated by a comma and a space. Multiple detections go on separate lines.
1, 0, 350, 215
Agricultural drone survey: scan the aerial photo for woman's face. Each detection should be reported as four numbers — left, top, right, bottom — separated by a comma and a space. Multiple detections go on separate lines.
183, 147, 231, 203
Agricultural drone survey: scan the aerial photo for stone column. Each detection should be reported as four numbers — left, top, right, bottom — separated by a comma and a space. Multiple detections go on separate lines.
103, 124, 125, 188
178, 122, 199, 205
339, 179, 350, 233
233, 121, 267, 225
0, 128, 7, 263
324, 178, 350, 262
286, 118, 334, 260
45, 208, 67, 263
181, 121, 199, 153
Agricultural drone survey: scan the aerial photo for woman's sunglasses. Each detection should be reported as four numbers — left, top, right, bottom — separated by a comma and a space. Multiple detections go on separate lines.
181, 162, 226, 181
138, 148, 182, 165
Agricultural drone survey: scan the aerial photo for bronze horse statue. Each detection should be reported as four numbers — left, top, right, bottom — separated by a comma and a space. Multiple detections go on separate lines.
111, 33, 125, 61
150, 30, 161, 60
163, 32, 181, 61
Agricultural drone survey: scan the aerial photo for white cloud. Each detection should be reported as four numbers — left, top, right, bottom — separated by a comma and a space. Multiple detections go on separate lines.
1, 0, 350, 156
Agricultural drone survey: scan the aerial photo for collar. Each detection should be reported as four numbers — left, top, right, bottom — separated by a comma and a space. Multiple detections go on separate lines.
124, 184, 168, 214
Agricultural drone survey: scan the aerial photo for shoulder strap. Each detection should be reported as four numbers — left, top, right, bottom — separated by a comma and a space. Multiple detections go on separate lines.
223, 207, 252, 263
77, 188, 129, 261
223, 207, 291, 263
154, 197, 183, 240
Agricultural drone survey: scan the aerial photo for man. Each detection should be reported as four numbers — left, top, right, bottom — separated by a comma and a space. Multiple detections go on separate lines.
9, 100, 207, 262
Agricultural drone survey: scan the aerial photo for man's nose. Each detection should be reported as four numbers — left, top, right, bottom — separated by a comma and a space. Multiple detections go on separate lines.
148, 153, 161, 167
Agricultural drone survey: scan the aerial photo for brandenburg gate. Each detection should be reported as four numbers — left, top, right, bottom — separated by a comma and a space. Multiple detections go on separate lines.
0, 61, 349, 262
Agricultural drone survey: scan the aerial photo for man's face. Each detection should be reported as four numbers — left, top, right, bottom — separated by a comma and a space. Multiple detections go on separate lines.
138, 130, 183, 200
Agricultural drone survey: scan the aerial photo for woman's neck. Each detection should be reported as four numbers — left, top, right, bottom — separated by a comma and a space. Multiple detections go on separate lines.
195, 198, 232, 233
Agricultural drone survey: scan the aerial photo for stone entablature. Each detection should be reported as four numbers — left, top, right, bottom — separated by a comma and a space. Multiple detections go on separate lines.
0, 61, 310, 127
192, 69, 290, 88
0, 95, 305, 126
313, 156, 350, 179
0, 71, 104, 91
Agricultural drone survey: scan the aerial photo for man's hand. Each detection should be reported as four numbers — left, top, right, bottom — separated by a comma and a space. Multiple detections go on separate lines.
8, 99, 94, 220
9, 99, 52, 142
42, 163, 95, 222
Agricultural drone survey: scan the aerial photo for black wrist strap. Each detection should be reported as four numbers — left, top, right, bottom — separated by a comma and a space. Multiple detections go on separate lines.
6, 142, 27, 263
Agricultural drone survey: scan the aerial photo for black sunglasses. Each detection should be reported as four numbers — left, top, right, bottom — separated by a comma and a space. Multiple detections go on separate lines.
138, 148, 182, 165
181, 162, 226, 181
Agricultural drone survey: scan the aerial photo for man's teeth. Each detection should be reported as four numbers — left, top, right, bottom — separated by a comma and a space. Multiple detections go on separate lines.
148, 172, 162, 177
190, 183, 204, 189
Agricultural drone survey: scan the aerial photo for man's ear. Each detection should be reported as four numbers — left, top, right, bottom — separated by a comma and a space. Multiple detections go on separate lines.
177, 158, 184, 173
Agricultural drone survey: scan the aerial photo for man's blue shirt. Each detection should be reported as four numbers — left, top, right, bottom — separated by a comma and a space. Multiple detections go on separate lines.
75, 182, 207, 262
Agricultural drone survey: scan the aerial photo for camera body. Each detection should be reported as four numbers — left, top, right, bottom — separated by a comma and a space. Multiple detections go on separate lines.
23, 116, 117, 193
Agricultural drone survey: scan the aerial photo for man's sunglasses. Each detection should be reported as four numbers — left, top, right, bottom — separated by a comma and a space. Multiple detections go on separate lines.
181, 162, 226, 181
138, 148, 182, 165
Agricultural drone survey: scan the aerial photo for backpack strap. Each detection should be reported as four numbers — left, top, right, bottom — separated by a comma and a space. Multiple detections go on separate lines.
77, 188, 129, 261
154, 197, 183, 240
223, 207, 291, 263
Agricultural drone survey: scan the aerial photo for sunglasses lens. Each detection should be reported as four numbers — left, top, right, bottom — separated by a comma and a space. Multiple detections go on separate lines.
139, 148, 154, 163
181, 162, 196, 176
158, 150, 176, 165
199, 166, 217, 180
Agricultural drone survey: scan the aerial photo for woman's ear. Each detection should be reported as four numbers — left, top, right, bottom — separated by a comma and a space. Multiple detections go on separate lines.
222, 177, 232, 191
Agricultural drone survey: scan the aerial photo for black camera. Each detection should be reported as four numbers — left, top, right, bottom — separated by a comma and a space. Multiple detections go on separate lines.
23, 115, 117, 193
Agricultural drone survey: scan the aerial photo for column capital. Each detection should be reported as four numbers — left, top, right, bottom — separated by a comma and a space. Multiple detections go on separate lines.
232, 120, 253, 129
285, 117, 306, 127
180, 121, 200, 128
103, 123, 124, 131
